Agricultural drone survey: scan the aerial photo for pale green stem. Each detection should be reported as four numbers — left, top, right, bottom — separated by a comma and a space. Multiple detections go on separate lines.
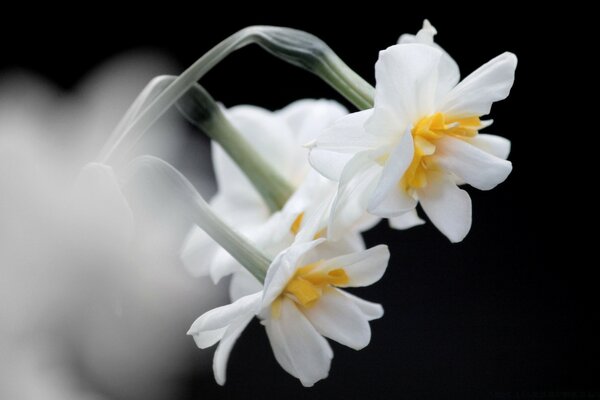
124, 156, 270, 282
176, 83, 293, 211
98, 26, 375, 166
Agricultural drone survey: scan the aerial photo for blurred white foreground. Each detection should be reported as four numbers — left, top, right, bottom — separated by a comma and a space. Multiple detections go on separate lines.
0, 52, 224, 400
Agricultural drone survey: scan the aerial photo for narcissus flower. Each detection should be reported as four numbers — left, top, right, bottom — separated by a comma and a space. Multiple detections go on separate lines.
187, 239, 389, 386
182, 99, 378, 294
308, 21, 516, 242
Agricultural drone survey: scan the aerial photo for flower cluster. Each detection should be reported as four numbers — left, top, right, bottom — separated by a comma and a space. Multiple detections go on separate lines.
89, 20, 516, 387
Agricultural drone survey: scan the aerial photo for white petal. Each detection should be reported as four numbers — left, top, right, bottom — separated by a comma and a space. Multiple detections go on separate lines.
418, 172, 472, 243
227, 105, 298, 177
214, 104, 298, 204
213, 312, 255, 385
277, 98, 348, 145
308, 110, 382, 181
211, 140, 269, 216
352, 211, 382, 233
309, 110, 381, 152
191, 326, 227, 349
468, 133, 511, 160
181, 226, 220, 277
398, 19, 437, 45
210, 248, 243, 284
366, 44, 456, 136
187, 292, 261, 348
308, 149, 355, 181
339, 291, 384, 321
264, 298, 333, 387
303, 233, 366, 262
368, 130, 417, 217
388, 209, 425, 230
319, 245, 390, 287
397, 20, 460, 98
441, 52, 517, 117
229, 270, 263, 302
328, 150, 381, 240
435, 135, 512, 190
303, 288, 372, 350
328, 233, 366, 254
262, 239, 326, 307
209, 191, 269, 227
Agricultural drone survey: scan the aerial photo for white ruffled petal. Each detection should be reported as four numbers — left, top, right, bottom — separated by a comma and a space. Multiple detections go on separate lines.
214, 104, 298, 204
308, 110, 382, 181
339, 291, 384, 321
303, 288, 372, 350
229, 270, 263, 302
441, 52, 517, 118
397, 20, 460, 100
388, 209, 425, 230
210, 248, 243, 285
368, 130, 417, 217
277, 98, 348, 145
398, 19, 438, 45
181, 226, 220, 278
328, 151, 382, 240
468, 133, 511, 160
435, 135, 512, 190
319, 245, 390, 287
418, 172, 472, 243
366, 44, 453, 136
308, 149, 355, 182
264, 298, 333, 387
213, 312, 255, 385
262, 239, 325, 307
187, 292, 261, 348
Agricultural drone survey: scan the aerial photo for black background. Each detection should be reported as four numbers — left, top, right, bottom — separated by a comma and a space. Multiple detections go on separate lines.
2, 5, 595, 400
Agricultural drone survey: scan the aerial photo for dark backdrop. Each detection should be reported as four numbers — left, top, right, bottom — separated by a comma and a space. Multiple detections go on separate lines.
2, 5, 594, 400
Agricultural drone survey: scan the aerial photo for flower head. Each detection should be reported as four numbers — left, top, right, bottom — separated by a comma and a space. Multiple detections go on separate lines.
187, 239, 389, 386
309, 20, 516, 242
182, 99, 378, 294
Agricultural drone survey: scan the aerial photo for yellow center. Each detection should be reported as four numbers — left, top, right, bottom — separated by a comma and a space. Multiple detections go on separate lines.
401, 113, 481, 190
271, 261, 349, 318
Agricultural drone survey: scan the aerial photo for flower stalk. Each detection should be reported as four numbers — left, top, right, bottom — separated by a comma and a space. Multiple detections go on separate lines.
176, 83, 294, 212
98, 26, 374, 166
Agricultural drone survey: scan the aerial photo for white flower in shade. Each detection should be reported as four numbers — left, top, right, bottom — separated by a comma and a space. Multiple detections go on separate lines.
182, 99, 378, 296
187, 239, 390, 387
308, 20, 516, 242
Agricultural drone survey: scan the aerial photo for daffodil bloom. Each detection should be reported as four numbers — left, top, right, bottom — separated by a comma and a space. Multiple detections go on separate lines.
182, 99, 378, 291
308, 21, 516, 242
187, 239, 389, 386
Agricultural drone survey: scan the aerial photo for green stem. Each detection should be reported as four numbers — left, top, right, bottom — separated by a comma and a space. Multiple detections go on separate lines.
98, 26, 375, 166
176, 83, 294, 211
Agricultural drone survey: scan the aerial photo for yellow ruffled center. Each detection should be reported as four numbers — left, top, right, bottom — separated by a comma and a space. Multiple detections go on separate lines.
271, 261, 349, 318
401, 113, 481, 190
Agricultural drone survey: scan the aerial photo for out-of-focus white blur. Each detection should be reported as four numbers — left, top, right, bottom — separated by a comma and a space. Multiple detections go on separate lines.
0, 52, 224, 399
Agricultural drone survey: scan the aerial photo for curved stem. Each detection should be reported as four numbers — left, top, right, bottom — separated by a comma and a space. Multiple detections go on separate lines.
176, 83, 294, 211
98, 26, 375, 167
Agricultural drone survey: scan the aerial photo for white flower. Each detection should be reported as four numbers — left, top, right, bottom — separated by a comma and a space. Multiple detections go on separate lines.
182, 99, 378, 294
308, 20, 516, 242
187, 239, 389, 386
